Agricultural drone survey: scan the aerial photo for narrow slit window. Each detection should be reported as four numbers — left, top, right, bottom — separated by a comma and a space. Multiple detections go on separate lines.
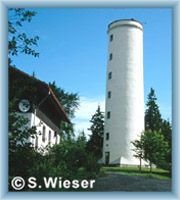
106, 132, 110, 140
109, 53, 113, 60
108, 72, 112, 79
107, 111, 111, 119
108, 91, 111, 98
110, 34, 113, 42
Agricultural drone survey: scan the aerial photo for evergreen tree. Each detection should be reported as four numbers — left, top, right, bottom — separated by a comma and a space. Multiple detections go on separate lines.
145, 88, 162, 131
159, 119, 172, 169
161, 119, 172, 146
145, 88, 172, 170
86, 106, 104, 159
132, 88, 172, 171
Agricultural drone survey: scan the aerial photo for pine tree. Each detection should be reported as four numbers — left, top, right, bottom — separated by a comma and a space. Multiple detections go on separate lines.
86, 106, 104, 159
145, 88, 162, 131
132, 88, 172, 171
160, 119, 172, 169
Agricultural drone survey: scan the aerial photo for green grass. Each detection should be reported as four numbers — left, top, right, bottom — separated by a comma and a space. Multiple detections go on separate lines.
100, 166, 171, 180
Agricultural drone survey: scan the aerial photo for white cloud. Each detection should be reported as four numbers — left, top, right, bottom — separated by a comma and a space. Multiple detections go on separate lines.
72, 96, 105, 138
72, 97, 172, 139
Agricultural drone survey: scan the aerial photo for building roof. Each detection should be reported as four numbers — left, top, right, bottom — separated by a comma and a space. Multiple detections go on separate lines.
9, 66, 70, 124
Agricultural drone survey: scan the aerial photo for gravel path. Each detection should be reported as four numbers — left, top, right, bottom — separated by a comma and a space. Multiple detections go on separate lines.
92, 173, 171, 191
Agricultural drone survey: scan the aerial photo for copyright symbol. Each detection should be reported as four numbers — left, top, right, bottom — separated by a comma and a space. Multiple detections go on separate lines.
11, 176, 25, 190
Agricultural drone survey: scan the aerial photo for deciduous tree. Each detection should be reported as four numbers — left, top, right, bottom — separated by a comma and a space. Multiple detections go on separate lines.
131, 133, 144, 172
142, 130, 169, 172
8, 8, 39, 65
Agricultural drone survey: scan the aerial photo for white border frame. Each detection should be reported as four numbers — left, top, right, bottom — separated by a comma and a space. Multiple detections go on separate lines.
0, 0, 179, 199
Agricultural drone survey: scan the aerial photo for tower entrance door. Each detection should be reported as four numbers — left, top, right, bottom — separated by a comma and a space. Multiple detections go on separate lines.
105, 152, 110, 165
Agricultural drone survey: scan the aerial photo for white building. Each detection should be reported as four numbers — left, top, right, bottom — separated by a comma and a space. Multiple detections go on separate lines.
102, 19, 144, 165
9, 67, 70, 150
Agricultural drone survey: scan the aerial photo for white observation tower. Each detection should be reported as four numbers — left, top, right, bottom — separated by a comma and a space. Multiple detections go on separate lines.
103, 19, 144, 165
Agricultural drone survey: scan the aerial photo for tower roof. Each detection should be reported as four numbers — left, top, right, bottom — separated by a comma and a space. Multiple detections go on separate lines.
108, 19, 143, 33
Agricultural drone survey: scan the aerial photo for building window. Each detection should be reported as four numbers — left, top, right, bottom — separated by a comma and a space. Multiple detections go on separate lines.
48, 130, 51, 144
108, 72, 112, 79
110, 34, 113, 42
107, 111, 111, 119
35, 136, 38, 149
106, 132, 110, 140
42, 125, 46, 142
108, 91, 111, 98
54, 131, 58, 144
54, 131, 57, 138
56, 135, 58, 144
109, 53, 113, 60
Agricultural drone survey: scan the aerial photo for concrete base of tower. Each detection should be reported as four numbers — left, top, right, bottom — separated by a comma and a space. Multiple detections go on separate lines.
100, 154, 148, 167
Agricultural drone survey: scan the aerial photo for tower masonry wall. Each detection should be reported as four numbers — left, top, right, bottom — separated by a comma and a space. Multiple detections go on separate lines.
103, 20, 144, 165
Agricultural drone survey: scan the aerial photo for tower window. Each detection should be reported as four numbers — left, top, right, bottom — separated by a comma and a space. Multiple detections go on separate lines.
110, 34, 113, 42
106, 132, 110, 140
42, 125, 46, 142
108, 72, 112, 79
109, 53, 113, 60
107, 111, 111, 119
108, 91, 111, 98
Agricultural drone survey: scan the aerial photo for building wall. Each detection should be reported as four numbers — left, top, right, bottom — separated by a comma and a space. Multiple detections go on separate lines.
103, 20, 144, 165
23, 112, 60, 150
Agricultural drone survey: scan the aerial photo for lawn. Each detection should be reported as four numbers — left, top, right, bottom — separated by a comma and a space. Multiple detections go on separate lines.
100, 166, 171, 180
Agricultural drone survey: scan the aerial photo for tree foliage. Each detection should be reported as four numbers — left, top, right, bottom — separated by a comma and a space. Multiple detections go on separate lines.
132, 88, 172, 171
142, 130, 169, 172
8, 8, 39, 65
131, 134, 144, 172
9, 130, 100, 191
86, 106, 104, 159
145, 88, 162, 131
132, 131, 169, 172
49, 81, 80, 140
159, 119, 172, 169
49, 81, 79, 119
9, 100, 38, 178
8, 9, 92, 191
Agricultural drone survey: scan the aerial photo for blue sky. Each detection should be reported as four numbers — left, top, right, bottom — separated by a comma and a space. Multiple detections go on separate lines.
10, 8, 172, 134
